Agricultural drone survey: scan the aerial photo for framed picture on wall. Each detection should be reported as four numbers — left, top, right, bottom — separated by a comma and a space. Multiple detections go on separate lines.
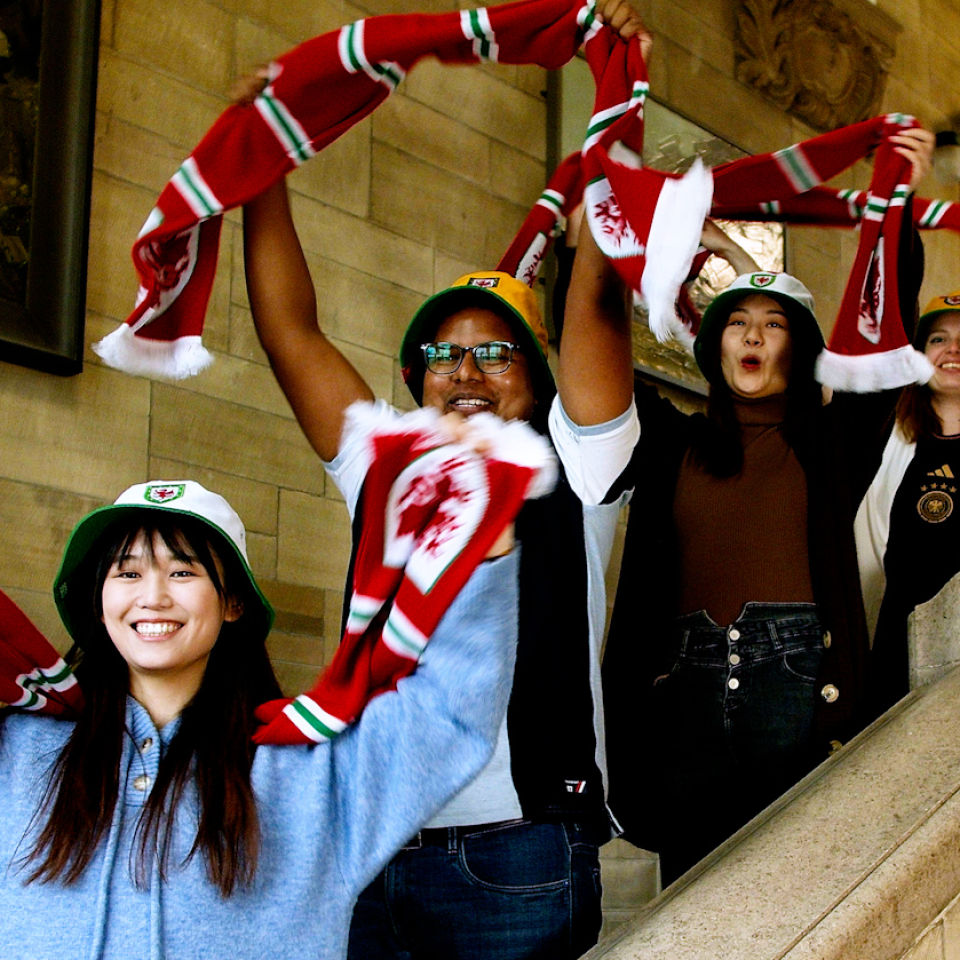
0, 0, 100, 376
551, 59, 786, 399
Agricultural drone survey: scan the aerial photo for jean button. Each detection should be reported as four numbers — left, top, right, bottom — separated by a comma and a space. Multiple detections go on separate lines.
729, 653, 741, 665
728, 677, 740, 690
728, 628, 741, 641
821, 684, 839, 703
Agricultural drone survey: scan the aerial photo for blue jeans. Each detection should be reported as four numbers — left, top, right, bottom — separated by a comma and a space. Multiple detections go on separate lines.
649, 603, 824, 883
347, 819, 603, 960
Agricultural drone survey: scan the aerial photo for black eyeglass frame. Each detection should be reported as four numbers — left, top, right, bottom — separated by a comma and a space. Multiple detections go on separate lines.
420, 340, 523, 375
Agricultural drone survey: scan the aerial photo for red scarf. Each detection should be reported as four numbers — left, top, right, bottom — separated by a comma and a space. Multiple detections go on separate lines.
0, 590, 82, 718
100, 0, 600, 380
254, 404, 556, 746
104, 0, 957, 393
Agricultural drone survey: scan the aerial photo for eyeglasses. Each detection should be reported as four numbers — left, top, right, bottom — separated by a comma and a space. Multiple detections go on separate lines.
421, 341, 521, 375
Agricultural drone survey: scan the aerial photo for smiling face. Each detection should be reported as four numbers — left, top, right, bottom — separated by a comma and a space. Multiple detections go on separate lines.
100, 530, 240, 707
718, 293, 794, 399
924, 313, 960, 400
420, 308, 536, 422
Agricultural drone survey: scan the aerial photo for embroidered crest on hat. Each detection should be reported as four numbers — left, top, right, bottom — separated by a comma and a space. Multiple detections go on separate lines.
946, 295, 960, 306
467, 277, 501, 289
143, 483, 186, 504
750, 274, 776, 288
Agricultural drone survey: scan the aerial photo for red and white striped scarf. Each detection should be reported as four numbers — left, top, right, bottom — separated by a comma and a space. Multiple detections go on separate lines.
253, 404, 556, 746
528, 91, 950, 388
100, 0, 603, 380
104, 0, 958, 393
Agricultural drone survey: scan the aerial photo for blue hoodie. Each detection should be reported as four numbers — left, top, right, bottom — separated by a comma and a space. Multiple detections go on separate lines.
0, 553, 518, 960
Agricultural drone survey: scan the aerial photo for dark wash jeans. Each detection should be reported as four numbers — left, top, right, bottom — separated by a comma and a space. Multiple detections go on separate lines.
347, 820, 603, 960
649, 602, 825, 884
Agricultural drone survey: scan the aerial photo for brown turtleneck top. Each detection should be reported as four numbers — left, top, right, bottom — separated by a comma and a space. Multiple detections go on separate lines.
672, 394, 814, 626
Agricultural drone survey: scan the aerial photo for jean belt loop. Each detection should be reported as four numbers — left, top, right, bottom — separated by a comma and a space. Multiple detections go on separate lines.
762, 614, 783, 652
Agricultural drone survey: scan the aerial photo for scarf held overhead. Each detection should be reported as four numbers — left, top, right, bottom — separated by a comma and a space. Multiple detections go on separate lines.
106, 0, 955, 391
253, 403, 556, 746
101, 0, 606, 381
575, 75, 939, 388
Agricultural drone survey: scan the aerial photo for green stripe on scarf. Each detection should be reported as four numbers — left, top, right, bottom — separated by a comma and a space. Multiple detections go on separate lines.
775, 146, 819, 193
384, 618, 426, 658
292, 698, 339, 740
260, 93, 314, 165
344, 22, 364, 73
175, 164, 217, 218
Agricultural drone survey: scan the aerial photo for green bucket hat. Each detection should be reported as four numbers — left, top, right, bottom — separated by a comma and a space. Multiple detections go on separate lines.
54, 480, 274, 646
399, 271, 555, 406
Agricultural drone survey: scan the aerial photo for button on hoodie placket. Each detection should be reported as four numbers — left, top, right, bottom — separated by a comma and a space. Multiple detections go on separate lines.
124, 704, 162, 808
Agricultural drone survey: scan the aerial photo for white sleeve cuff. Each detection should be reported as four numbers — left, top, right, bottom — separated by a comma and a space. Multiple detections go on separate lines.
548, 396, 640, 505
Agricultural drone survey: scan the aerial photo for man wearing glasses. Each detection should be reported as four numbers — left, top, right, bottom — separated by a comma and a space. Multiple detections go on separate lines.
244, 177, 629, 959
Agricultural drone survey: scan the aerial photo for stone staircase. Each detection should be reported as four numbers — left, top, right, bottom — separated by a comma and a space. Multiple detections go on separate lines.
591, 572, 960, 960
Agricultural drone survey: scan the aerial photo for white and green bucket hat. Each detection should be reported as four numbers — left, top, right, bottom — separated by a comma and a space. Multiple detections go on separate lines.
54, 480, 274, 645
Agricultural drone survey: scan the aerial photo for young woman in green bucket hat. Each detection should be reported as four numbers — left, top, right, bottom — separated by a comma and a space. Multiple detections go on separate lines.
0, 478, 520, 959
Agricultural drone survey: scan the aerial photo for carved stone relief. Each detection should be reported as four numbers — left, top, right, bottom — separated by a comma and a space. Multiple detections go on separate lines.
735, 0, 900, 131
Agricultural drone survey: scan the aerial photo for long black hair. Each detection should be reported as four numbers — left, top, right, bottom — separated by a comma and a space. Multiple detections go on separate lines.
25, 515, 281, 895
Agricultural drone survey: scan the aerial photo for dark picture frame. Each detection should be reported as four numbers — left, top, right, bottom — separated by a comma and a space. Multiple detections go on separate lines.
0, 0, 100, 376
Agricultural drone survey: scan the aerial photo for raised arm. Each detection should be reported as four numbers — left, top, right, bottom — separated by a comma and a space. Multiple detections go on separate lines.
556, 218, 635, 426
555, 0, 650, 427
243, 180, 374, 462
700, 219, 760, 275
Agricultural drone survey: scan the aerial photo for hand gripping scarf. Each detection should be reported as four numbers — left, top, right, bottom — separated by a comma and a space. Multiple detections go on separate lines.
0, 590, 82, 718
253, 403, 556, 746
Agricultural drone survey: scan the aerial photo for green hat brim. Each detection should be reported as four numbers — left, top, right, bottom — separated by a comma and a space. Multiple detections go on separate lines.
914, 306, 960, 348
